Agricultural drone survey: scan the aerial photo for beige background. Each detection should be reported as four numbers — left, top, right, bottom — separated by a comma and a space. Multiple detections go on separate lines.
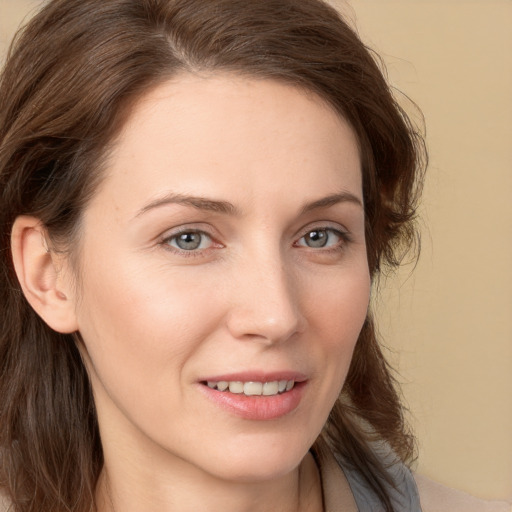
1, 0, 511, 502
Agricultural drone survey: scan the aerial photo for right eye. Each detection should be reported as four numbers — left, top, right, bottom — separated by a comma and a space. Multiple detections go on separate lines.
163, 230, 213, 252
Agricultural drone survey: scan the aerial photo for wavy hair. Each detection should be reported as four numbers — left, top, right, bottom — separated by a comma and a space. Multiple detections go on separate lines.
0, 0, 426, 510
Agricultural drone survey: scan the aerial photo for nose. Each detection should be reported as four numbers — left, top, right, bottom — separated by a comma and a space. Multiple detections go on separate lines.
225, 252, 306, 345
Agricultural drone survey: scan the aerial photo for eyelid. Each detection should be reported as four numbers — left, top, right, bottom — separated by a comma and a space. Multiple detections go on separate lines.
159, 222, 216, 241
296, 222, 351, 239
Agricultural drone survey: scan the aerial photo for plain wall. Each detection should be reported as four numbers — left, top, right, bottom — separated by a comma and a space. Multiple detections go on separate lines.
1, 0, 511, 502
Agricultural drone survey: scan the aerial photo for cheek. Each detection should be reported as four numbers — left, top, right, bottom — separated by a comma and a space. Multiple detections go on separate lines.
74, 258, 225, 398
307, 266, 370, 379
306, 261, 370, 336
73, 263, 230, 446
315, 265, 370, 420
79, 254, 216, 334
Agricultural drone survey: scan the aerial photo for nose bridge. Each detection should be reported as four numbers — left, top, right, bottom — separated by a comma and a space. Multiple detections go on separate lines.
226, 244, 304, 344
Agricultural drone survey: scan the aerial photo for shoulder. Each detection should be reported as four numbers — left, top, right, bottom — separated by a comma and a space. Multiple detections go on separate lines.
415, 474, 512, 512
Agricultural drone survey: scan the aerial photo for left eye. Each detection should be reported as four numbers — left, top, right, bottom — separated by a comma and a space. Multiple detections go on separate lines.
164, 231, 213, 251
296, 228, 343, 249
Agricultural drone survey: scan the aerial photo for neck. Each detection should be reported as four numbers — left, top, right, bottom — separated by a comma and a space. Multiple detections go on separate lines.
96, 450, 322, 512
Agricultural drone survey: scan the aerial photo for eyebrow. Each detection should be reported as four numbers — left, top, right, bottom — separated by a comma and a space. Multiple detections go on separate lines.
135, 190, 363, 219
135, 193, 240, 218
299, 191, 363, 214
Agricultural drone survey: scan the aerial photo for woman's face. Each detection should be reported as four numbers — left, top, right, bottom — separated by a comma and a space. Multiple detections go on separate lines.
71, 73, 370, 482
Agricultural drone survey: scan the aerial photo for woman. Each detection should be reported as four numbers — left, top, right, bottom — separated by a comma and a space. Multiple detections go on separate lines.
0, 1, 509, 511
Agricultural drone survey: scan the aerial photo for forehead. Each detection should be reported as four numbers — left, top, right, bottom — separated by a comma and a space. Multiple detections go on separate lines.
94, 72, 362, 216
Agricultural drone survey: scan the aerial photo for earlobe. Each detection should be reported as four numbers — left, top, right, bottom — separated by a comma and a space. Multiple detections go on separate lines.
11, 216, 79, 334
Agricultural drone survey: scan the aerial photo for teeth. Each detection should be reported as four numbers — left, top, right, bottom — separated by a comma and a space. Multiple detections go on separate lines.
262, 381, 279, 395
244, 382, 263, 396
206, 379, 296, 396
228, 381, 244, 394
217, 381, 229, 391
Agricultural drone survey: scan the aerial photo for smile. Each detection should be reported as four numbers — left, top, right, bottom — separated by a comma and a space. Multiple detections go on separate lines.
206, 380, 295, 396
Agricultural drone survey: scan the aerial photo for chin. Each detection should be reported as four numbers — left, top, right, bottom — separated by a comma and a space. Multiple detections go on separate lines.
195, 430, 314, 483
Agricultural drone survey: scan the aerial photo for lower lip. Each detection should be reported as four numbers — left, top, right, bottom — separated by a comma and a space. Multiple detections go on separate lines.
198, 382, 306, 421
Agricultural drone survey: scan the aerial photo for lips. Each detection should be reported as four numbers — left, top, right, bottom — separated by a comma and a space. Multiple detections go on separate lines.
198, 371, 307, 420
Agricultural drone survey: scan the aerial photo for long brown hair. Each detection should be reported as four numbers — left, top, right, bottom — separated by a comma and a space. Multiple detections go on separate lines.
0, 1, 426, 510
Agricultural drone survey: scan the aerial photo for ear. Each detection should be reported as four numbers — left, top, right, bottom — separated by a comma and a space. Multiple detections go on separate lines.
11, 216, 79, 334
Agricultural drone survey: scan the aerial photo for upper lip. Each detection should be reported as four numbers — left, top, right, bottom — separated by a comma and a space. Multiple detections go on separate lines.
199, 371, 308, 383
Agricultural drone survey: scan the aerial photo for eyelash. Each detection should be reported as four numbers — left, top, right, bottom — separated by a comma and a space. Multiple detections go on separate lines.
160, 226, 352, 258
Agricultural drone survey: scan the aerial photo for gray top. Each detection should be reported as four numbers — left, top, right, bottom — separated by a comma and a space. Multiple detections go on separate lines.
334, 444, 422, 512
